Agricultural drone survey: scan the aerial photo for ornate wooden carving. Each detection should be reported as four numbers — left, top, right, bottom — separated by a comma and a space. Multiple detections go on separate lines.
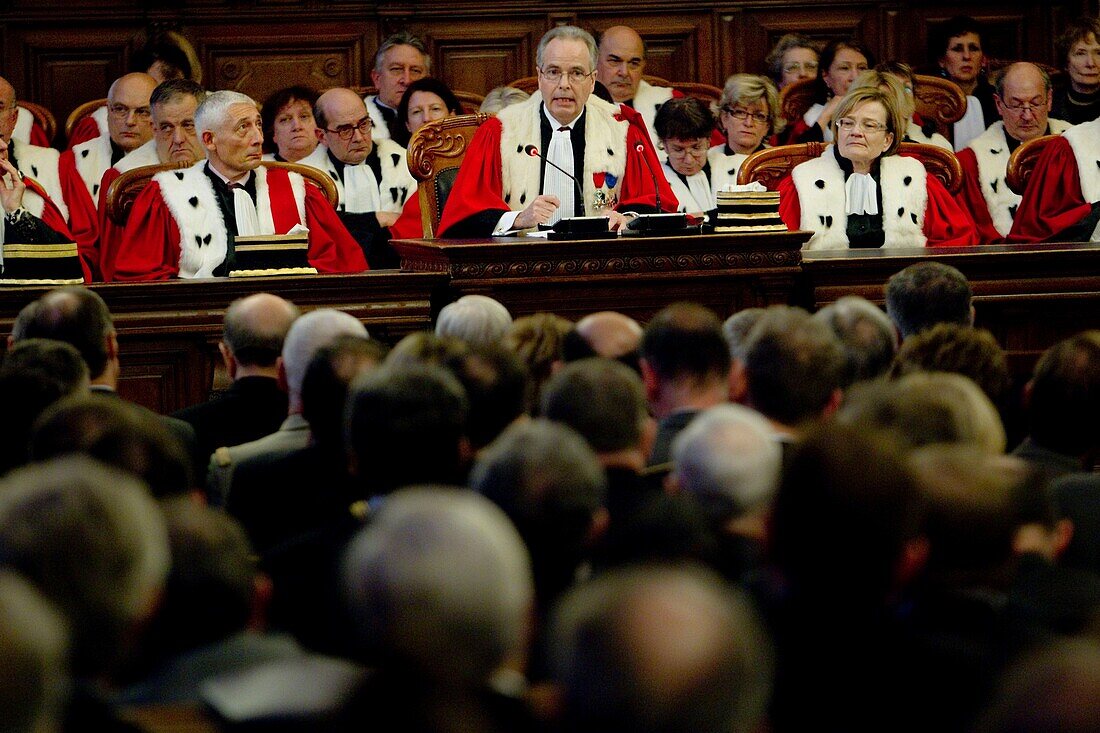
913, 74, 966, 138
405, 113, 490, 236
779, 78, 817, 127
737, 141, 827, 190
65, 98, 106, 140
1006, 134, 1056, 195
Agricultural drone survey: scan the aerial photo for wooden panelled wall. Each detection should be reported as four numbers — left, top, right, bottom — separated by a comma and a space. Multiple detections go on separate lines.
2, 0, 1098, 140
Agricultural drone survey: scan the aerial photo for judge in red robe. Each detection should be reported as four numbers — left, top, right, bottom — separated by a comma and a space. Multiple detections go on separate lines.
438, 26, 677, 238
1007, 118, 1100, 243
112, 90, 367, 280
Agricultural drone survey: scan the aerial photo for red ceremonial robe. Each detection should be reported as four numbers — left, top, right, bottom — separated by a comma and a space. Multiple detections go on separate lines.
28, 124, 49, 148
20, 176, 89, 282
1007, 136, 1095, 243
955, 148, 1005, 245
389, 194, 424, 240
97, 166, 125, 282
112, 165, 368, 280
437, 98, 678, 237
66, 114, 103, 151
778, 172, 978, 248
56, 149, 102, 280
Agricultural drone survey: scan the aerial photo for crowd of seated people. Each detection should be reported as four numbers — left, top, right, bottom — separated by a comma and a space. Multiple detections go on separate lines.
0, 266, 1097, 732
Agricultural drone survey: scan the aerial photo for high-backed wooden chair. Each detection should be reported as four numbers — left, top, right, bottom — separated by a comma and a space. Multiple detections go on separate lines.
406, 113, 490, 237
19, 101, 57, 143
65, 98, 106, 140
1006, 134, 1057, 195
349, 86, 484, 114
736, 141, 962, 195
105, 161, 340, 227
779, 78, 817, 128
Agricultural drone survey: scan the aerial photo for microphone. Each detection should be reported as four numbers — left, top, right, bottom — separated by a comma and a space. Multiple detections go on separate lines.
525, 144, 584, 217
634, 141, 662, 213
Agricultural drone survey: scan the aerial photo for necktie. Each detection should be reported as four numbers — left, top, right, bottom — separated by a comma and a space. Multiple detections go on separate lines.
342, 163, 382, 214
546, 125, 575, 224
228, 182, 261, 236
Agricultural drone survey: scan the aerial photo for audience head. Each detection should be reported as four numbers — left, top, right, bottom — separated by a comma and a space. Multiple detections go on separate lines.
221, 292, 300, 374
503, 312, 572, 411
149, 78, 206, 164
0, 570, 69, 733
770, 424, 923, 603
1026, 331, 1100, 459
345, 363, 469, 494
343, 487, 532, 684
0, 457, 169, 678
398, 77, 461, 137
546, 564, 772, 733
994, 62, 1053, 143
261, 85, 320, 161
717, 74, 782, 153
16, 286, 115, 382
371, 31, 430, 109
435, 294, 513, 347
670, 404, 781, 526
765, 33, 820, 89
813, 295, 897, 387
884, 261, 973, 339
742, 305, 845, 428
541, 357, 649, 455
838, 371, 1007, 454
536, 26, 599, 126
641, 303, 731, 410
818, 39, 873, 100
385, 331, 469, 370
300, 335, 387, 449
654, 97, 715, 178
446, 344, 529, 450
889, 323, 1010, 409
596, 26, 646, 104
30, 394, 195, 498
566, 310, 643, 368
106, 72, 158, 152
722, 308, 767, 364
194, 90, 263, 178
280, 308, 368, 411
314, 87, 374, 165
479, 86, 530, 114
933, 16, 985, 90
1057, 18, 1100, 95
470, 419, 606, 610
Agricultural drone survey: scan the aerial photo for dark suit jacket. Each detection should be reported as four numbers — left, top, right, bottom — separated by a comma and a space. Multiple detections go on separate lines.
90, 386, 202, 485
172, 376, 288, 471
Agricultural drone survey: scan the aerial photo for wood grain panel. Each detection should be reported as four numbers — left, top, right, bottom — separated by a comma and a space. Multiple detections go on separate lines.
737, 6, 879, 76
582, 13, 714, 85
423, 21, 543, 94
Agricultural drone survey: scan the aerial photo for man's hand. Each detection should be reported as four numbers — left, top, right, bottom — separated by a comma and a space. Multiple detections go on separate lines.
513, 194, 560, 230
0, 158, 25, 214
606, 210, 629, 231
376, 211, 400, 228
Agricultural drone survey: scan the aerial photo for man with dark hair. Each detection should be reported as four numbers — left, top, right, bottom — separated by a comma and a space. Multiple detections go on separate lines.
812, 295, 897, 387
346, 362, 470, 496
889, 322, 1011, 410
445, 344, 529, 452
1014, 331, 1100, 477
545, 564, 772, 733
641, 302, 732, 465
364, 31, 431, 143
470, 418, 607, 614
173, 293, 299, 466
596, 26, 680, 154
884, 261, 974, 340
741, 305, 845, 439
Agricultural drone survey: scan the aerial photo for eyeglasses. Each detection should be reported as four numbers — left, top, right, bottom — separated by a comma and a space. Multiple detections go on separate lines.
325, 117, 373, 140
783, 62, 819, 74
722, 107, 769, 125
999, 99, 1045, 115
664, 140, 710, 157
108, 103, 152, 120
837, 117, 889, 134
539, 67, 595, 84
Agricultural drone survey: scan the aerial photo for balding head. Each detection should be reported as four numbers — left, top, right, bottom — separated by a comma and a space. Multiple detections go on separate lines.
280, 308, 368, 410
597, 26, 647, 103
575, 311, 643, 359
106, 72, 157, 152
222, 293, 300, 372
314, 87, 374, 165
0, 76, 17, 144
995, 62, 1052, 143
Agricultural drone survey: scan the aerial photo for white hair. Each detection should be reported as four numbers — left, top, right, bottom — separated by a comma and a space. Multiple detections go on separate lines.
671, 404, 781, 521
343, 487, 533, 684
435, 295, 513, 347
194, 89, 258, 136
281, 309, 368, 404
536, 26, 598, 71
479, 86, 530, 114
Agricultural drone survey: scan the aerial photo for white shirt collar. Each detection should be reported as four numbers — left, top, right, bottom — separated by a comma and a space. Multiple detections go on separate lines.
542, 105, 582, 131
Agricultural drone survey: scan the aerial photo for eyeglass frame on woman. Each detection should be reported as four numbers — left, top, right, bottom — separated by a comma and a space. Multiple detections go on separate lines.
325, 116, 373, 140
721, 107, 770, 125
836, 117, 889, 134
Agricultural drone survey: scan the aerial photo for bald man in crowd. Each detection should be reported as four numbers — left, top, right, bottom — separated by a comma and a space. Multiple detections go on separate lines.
299, 87, 416, 268
596, 26, 678, 153
957, 62, 1071, 244
564, 311, 644, 370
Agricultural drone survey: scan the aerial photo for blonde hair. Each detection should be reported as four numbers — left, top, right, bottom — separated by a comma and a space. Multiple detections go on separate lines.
832, 86, 904, 156
716, 73, 784, 135
850, 69, 914, 121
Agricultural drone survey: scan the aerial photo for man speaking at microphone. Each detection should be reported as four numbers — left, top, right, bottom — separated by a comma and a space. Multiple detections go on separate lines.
437, 25, 677, 237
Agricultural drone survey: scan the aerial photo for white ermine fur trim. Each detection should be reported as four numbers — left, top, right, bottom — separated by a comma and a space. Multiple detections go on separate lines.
792, 150, 928, 250
12, 140, 67, 222
708, 146, 749, 193
633, 80, 675, 158
72, 134, 112, 201
906, 120, 952, 151
91, 105, 109, 137
13, 107, 34, 144
1063, 117, 1100, 204
114, 140, 160, 174
661, 162, 712, 212
498, 94, 628, 215
300, 140, 414, 213
364, 96, 392, 142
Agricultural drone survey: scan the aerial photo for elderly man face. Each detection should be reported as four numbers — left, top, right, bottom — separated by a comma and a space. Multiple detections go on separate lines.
203, 102, 264, 179
106, 73, 158, 152
597, 26, 646, 104
153, 93, 203, 164
995, 63, 1052, 143
539, 37, 597, 126
316, 88, 374, 165
371, 44, 429, 109
0, 78, 17, 146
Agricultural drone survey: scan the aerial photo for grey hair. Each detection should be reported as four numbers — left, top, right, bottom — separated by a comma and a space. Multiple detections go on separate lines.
480, 86, 531, 114
343, 487, 533, 684
281, 308, 368, 404
722, 308, 767, 362
671, 404, 782, 522
813, 295, 898, 386
536, 26, 598, 71
150, 79, 207, 113
436, 295, 513, 347
374, 31, 431, 74
764, 33, 819, 81
194, 90, 258, 136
